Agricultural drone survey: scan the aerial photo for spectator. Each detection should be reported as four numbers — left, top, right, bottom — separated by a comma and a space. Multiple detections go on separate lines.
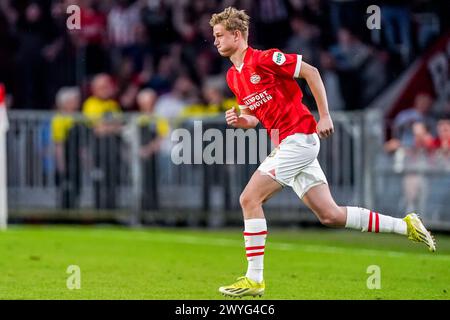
153, 73, 198, 158
116, 56, 141, 111
301, 0, 333, 47
329, 0, 361, 35
285, 15, 320, 66
434, 116, 450, 155
136, 88, 169, 210
140, 0, 176, 51
77, 0, 109, 75
137, 88, 168, 158
1, 0, 447, 115
329, 28, 371, 110
147, 55, 177, 95
381, 0, 412, 65
46, 0, 79, 94
15, 2, 56, 109
412, 1, 441, 51
360, 47, 389, 105
122, 22, 154, 82
181, 77, 234, 118
391, 93, 434, 149
202, 79, 234, 114
402, 166, 428, 214
51, 87, 82, 208
319, 51, 344, 111
398, 120, 435, 215
411, 121, 435, 154
330, 27, 371, 72
254, 0, 291, 48
82, 73, 121, 126
107, 0, 141, 71
82, 73, 123, 209
154, 74, 198, 120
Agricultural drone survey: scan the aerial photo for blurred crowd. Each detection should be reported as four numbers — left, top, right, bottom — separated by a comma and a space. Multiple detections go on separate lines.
1, 0, 449, 115
382, 93, 450, 214
384, 93, 450, 160
1, 0, 449, 214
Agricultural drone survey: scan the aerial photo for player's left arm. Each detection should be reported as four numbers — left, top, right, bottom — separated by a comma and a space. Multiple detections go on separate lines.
298, 61, 334, 139
258, 50, 334, 138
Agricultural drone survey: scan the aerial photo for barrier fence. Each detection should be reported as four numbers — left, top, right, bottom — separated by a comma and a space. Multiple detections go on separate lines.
5, 110, 450, 229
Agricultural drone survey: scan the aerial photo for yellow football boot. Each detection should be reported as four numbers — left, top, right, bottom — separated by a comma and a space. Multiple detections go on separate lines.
403, 213, 436, 252
219, 276, 265, 298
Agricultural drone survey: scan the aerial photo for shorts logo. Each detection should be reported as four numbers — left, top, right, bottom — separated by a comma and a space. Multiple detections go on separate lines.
272, 52, 286, 65
250, 74, 261, 84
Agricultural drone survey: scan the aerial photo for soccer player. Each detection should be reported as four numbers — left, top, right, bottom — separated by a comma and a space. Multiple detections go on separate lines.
209, 7, 436, 298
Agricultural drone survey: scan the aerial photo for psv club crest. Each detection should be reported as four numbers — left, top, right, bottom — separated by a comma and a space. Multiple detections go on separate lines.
250, 74, 261, 84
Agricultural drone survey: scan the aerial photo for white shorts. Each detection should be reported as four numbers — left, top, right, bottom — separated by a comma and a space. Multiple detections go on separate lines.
258, 133, 328, 199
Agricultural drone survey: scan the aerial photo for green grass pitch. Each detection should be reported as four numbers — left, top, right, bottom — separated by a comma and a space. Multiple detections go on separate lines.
0, 225, 449, 299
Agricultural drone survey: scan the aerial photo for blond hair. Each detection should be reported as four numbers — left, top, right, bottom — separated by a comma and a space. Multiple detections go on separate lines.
209, 7, 250, 40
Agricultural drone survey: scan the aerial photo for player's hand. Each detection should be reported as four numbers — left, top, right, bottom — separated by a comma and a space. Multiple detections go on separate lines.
225, 106, 240, 127
316, 115, 334, 139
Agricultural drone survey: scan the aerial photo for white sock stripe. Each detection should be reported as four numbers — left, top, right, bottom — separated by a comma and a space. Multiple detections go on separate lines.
345, 206, 361, 229
245, 249, 265, 254
244, 236, 266, 246
244, 218, 267, 233
244, 235, 266, 240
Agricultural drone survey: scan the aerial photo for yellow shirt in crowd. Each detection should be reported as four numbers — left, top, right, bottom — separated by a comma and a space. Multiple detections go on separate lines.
82, 96, 121, 122
137, 114, 170, 138
180, 98, 237, 118
51, 114, 75, 143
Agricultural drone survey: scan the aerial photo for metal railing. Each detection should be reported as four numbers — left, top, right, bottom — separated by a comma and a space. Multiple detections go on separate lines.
373, 150, 450, 229
6, 109, 450, 229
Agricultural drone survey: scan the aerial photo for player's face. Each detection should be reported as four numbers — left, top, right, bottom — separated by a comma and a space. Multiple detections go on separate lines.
213, 24, 238, 57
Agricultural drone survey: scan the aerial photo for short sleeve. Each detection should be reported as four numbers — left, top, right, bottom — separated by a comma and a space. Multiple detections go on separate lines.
258, 49, 302, 79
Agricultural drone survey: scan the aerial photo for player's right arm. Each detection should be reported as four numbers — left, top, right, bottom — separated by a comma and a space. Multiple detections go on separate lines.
225, 71, 259, 129
225, 106, 259, 129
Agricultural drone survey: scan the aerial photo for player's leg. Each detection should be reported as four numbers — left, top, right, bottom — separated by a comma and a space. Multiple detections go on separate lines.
301, 183, 346, 227
239, 169, 283, 219
300, 182, 436, 251
219, 170, 282, 297
302, 183, 406, 231
240, 170, 282, 281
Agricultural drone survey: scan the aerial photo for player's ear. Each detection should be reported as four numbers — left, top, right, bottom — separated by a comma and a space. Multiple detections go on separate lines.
233, 30, 240, 42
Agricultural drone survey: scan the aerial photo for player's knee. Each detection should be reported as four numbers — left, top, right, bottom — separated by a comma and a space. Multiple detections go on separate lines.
318, 207, 346, 227
239, 192, 261, 211
317, 209, 341, 227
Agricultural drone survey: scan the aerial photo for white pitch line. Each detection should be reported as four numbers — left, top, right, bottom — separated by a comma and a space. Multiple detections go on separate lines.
154, 234, 447, 260
84, 231, 449, 261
